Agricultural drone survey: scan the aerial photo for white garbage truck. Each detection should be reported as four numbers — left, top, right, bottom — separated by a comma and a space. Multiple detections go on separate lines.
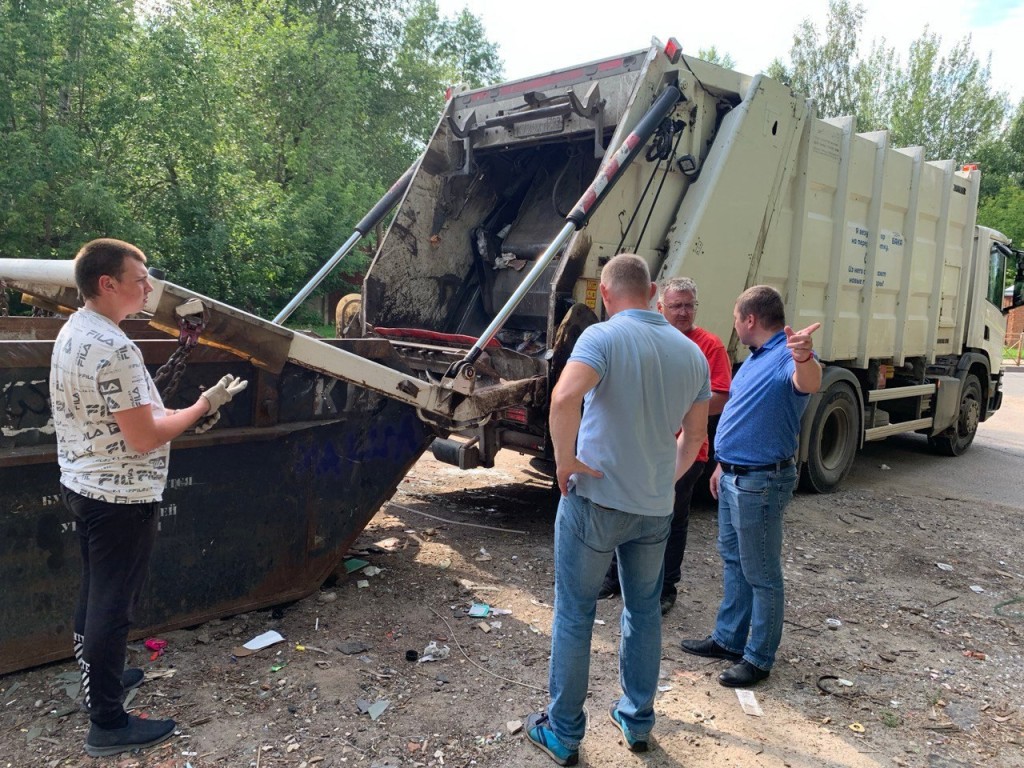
351, 36, 1024, 491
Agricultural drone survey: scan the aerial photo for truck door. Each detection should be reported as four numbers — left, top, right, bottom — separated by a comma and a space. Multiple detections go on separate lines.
994, 241, 1024, 315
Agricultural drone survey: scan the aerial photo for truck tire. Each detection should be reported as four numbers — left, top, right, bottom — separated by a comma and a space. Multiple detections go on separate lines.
928, 373, 981, 457
800, 382, 859, 493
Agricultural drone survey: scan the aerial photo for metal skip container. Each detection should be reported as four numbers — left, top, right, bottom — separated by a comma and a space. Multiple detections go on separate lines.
0, 311, 433, 675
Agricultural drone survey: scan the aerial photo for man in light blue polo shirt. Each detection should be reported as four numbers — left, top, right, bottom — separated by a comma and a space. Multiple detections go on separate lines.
681, 285, 821, 688
525, 254, 710, 765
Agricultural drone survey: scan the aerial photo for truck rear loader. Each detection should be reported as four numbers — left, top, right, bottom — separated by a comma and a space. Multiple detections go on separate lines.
2, 37, 1022, 673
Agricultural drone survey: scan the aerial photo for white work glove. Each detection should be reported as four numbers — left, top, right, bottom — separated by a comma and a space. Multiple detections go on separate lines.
200, 374, 248, 416
192, 410, 221, 434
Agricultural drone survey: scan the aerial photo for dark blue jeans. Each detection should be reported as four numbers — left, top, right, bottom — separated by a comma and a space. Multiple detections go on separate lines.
62, 485, 158, 727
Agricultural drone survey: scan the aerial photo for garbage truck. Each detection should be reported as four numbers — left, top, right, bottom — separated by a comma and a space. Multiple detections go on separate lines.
349, 37, 1024, 492
2, 37, 1022, 673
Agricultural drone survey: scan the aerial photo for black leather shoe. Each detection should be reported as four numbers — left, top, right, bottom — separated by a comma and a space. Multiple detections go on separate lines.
718, 660, 770, 688
85, 714, 176, 757
680, 636, 743, 662
660, 592, 676, 615
597, 583, 620, 600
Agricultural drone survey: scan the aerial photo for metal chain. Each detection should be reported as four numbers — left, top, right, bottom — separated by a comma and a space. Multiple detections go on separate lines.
153, 303, 209, 401
154, 344, 196, 401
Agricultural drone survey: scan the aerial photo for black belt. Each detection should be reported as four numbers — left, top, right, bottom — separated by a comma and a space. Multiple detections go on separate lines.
719, 458, 795, 475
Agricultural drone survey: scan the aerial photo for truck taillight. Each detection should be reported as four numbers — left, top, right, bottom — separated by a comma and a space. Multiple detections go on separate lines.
664, 38, 682, 64
445, 86, 453, 101
504, 406, 529, 424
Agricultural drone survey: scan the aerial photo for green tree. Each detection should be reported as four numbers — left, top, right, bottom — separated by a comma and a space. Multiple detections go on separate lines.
788, 0, 865, 119
975, 100, 1024, 244
885, 30, 1006, 163
978, 185, 1024, 249
972, 99, 1024, 196
0, 0, 141, 259
778, 4, 1007, 165
1, 0, 503, 318
696, 46, 735, 69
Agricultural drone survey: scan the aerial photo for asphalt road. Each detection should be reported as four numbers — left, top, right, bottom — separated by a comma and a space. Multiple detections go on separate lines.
844, 369, 1023, 508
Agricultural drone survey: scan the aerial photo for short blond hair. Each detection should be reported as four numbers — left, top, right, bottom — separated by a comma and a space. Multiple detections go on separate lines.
601, 254, 651, 300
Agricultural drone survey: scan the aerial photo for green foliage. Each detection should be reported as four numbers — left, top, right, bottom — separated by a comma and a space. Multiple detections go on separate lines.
885, 31, 1007, 163
979, 185, 1024, 248
696, 46, 736, 69
779, 1, 1007, 165
765, 58, 790, 82
788, 0, 865, 119
974, 100, 1024, 241
0, 0, 501, 317
878, 709, 901, 728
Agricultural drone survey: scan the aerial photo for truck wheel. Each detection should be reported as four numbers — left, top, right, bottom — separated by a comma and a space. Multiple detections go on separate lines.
800, 382, 859, 493
928, 374, 981, 457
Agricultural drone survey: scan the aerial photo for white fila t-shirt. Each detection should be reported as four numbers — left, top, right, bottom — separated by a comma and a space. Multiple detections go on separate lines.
50, 308, 169, 503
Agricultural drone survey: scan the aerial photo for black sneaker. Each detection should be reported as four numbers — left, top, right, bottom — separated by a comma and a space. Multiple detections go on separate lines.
85, 715, 176, 757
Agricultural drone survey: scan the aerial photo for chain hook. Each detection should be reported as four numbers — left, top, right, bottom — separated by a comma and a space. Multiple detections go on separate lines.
174, 298, 209, 350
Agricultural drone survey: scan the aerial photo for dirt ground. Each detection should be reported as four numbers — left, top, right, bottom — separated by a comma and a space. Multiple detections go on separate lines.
2, 433, 1023, 768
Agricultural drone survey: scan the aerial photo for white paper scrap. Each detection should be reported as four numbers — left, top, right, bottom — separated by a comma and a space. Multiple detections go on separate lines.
736, 689, 763, 717
242, 630, 285, 651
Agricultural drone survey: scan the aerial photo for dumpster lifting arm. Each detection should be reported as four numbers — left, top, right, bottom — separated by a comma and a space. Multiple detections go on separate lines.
0, 259, 517, 427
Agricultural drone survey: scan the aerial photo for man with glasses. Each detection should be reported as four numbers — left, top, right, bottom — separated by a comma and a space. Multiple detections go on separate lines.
598, 277, 731, 614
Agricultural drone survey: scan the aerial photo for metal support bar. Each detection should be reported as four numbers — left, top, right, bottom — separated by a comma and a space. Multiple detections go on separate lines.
864, 417, 933, 441
866, 383, 936, 402
273, 160, 418, 325
0, 259, 517, 426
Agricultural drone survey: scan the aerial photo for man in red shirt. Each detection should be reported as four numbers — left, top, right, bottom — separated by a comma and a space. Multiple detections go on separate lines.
599, 277, 731, 614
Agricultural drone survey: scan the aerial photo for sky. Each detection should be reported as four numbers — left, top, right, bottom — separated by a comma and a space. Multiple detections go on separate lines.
436, 0, 1024, 107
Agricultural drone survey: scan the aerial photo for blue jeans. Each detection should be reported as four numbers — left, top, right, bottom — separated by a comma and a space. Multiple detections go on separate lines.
547, 489, 671, 748
711, 465, 797, 671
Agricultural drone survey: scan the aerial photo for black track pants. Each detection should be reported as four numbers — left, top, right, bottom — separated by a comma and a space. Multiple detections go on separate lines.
61, 485, 158, 728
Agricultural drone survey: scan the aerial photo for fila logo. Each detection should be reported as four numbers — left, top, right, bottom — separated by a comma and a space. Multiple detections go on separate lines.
97, 379, 123, 396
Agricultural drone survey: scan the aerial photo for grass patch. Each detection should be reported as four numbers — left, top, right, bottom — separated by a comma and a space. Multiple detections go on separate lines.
878, 709, 901, 728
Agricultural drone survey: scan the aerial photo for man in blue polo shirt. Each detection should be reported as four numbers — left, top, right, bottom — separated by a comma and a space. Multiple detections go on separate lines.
525, 254, 710, 765
681, 285, 821, 688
